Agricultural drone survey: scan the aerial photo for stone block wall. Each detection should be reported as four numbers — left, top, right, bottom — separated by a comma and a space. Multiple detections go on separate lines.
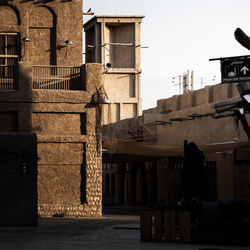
0, 63, 103, 217
0, 0, 83, 66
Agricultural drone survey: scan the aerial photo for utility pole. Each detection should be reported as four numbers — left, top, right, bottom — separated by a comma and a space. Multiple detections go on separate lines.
174, 70, 194, 94
190, 71, 194, 91
179, 75, 182, 94
187, 70, 190, 92
172, 75, 183, 94
183, 72, 188, 93
183, 70, 191, 93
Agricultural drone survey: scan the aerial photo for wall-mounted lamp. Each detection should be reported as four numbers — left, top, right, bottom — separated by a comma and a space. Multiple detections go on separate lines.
87, 86, 110, 107
99, 94, 110, 104
21, 37, 31, 59
22, 37, 31, 43
96, 86, 110, 104
64, 40, 74, 58
65, 40, 74, 46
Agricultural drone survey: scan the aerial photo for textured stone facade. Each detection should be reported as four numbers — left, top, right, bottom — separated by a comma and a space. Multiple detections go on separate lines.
0, 63, 103, 217
0, 0, 83, 66
0, 0, 103, 217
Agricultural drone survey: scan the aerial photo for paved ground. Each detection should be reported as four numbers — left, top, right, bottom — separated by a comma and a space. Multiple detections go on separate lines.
0, 213, 249, 250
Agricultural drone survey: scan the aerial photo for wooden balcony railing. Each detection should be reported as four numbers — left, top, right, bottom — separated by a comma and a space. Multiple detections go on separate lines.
32, 65, 82, 90
0, 65, 17, 90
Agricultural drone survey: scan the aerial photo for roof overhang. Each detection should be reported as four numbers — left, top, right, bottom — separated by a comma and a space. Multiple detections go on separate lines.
103, 139, 250, 162
83, 15, 145, 29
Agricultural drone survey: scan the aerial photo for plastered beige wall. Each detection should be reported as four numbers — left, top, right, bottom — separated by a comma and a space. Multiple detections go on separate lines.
84, 16, 144, 124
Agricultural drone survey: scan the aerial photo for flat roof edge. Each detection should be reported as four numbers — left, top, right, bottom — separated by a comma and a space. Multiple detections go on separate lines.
83, 15, 145, 27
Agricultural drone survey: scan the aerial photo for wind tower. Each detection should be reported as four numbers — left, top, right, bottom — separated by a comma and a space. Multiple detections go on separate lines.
83, 15, 144, 124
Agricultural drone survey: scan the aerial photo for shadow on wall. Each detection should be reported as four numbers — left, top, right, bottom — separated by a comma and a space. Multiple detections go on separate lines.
0, 61, 38, 226
0, 133, 38, 226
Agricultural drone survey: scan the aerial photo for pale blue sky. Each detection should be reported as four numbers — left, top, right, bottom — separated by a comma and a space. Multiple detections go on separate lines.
83, 0, 250, 109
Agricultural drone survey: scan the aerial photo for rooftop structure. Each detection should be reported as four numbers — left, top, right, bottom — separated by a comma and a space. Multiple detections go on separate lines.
84, 15, 144, 124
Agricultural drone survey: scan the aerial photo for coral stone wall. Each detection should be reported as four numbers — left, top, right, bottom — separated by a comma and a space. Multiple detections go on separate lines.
0, 63, 103, 217
37, 107, 102, 217
0, 0, 83, 66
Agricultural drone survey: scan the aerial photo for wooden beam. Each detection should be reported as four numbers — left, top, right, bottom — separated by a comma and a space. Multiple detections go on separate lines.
211, 97, 242, 109
215, 104, 239, 113
212, 111, 235, 119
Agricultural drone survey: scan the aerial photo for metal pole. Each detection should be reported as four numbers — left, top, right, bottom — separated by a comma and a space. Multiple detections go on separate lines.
191, 71, 194, 91
179, 75, 182, 94
183, 73, 187, 93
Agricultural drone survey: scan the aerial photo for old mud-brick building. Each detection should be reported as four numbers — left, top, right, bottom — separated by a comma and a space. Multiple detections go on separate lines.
0, 0, 102, 218
102, 83, 250, 208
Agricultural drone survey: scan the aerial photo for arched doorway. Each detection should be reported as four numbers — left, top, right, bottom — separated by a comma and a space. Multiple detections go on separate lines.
29, 6, 56, 66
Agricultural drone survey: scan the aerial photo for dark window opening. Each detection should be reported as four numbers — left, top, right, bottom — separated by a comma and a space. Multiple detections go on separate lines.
0, 33, 19, 89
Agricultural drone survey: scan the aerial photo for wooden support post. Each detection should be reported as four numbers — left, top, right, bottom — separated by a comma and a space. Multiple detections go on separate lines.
179, 211, 191, 243
154, 211, 162, 241
140, 210, 152, 241
165, 211, 176, 242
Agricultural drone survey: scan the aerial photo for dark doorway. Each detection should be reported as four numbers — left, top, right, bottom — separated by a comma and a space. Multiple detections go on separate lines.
0, 133, 38, 226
